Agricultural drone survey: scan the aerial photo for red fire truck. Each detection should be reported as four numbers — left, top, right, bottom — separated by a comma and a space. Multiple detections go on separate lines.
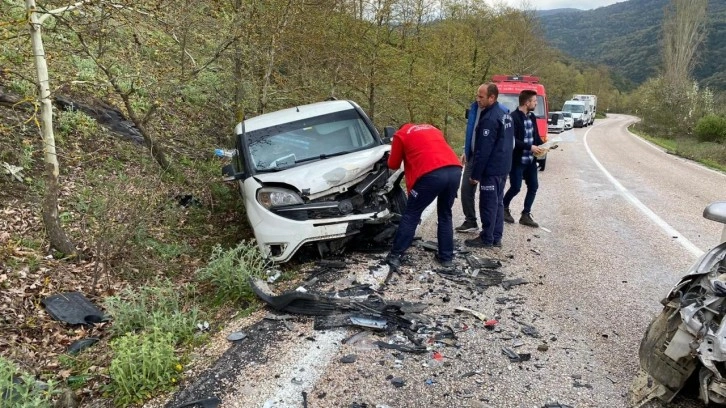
491, 75, 549, 142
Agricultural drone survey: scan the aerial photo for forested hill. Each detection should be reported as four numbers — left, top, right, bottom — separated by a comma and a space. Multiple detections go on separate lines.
538, 0, 726, 90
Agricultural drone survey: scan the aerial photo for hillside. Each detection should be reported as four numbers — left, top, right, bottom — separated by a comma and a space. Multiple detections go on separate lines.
538, 0, 726, 90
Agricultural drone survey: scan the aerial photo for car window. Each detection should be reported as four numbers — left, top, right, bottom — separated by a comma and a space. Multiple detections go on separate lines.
562, 112, 572, 118
563, 103, 585, 113
246, 110, 377, 172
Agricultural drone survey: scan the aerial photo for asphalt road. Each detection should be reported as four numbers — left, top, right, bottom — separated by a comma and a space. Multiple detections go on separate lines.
157, 114, 726, 408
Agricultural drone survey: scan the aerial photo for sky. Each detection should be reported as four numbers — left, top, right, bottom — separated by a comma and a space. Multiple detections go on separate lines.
488, 0, 624, 10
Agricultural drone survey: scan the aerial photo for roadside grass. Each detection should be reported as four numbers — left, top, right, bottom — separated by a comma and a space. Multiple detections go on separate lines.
629, 125, 726, 172
0, 356, 58, 407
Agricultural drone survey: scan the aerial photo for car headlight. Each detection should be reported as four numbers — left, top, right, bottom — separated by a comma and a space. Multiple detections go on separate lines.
257, 187, 304, 209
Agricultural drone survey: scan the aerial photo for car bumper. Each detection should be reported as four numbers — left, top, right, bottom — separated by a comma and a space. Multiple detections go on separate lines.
242, 178, 393, 263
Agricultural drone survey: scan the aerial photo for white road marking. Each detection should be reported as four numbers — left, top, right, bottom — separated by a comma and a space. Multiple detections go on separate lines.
582, 122, 704, 258
262, 329, 347, 408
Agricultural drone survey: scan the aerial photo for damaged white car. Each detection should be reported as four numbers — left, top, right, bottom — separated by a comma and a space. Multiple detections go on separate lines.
222, 100, 405, 263
632, 201, 726, 406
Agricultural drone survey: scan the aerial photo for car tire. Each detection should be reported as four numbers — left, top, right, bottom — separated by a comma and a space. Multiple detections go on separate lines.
390, 185, 407, 215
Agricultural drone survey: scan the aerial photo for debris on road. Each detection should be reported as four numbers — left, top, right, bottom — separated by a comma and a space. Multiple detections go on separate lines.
227, 332, 248, 342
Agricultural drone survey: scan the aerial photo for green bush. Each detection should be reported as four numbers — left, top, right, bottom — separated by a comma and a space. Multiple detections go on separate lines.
196, 241, 268, 305
106, 329, 181, 406
694, 114, 726, 144
104, 279, 201, 344
0, 356, 56, 407
56, 109, 99, 139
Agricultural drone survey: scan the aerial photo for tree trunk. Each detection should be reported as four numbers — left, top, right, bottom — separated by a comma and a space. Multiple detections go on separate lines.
26, 0, 76, 256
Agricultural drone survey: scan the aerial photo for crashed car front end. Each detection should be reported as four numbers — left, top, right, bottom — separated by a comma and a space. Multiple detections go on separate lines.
242, 150, 402, 262
634, 241, 726, 405
223, 100, 404, 263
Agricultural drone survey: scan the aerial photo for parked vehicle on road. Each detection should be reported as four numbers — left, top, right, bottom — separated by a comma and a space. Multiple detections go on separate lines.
492, 75, 549, 169
573, 94, 597, 125
561, 111, 574, 130
222, 100, 405, 263
547, 111, 565, 133
632, 201, 726, 406
562, 99, 590, 128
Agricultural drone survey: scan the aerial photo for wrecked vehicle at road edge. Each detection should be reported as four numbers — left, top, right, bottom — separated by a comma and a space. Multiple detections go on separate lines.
632, 201, 726, 406
222, 100, 405, 263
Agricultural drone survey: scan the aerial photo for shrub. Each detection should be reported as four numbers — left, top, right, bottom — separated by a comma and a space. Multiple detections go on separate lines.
56, 109, 98, 139
0, 356, 56, 407
106, 329, 181, 406
694, 114, 726, 144
196, 241, 268, 305
104, 279, 201, 344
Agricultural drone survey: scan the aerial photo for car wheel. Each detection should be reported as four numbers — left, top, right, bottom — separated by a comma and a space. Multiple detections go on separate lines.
390, 185, 407, 215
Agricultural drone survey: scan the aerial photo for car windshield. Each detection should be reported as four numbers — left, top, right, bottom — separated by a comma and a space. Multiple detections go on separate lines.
497, 94, 546, 119
563, 103, 585, 113
246, 110, 377, 172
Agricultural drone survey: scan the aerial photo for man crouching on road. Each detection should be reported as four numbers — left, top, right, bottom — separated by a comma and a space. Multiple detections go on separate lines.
464, 83, 514, 249
385, 124, 462, 269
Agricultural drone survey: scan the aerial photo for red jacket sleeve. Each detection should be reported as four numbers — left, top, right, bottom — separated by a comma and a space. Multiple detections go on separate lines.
388, 133, 404, 170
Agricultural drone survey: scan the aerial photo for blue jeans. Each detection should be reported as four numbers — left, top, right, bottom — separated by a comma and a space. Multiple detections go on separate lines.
390, 166, 462, 262
478, 175, 507, 245
503, 159, 539, 214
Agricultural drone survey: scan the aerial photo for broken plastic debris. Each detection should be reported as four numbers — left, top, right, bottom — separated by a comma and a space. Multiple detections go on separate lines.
41, 292, 105, 326
466, 255, 502, 269
484, 319, 498, 328
227, 332, 247, 342
67, 338, 99, 355
454, 306, 488, 321
540, 227, 551, 233
520, 324, 541, 338
501, 278, 529, 290
173, 397, 221, 408
349, 316, 387, 330
340, 354, 357, 364
390, 377, 406, 387
502, 347, 531, 362
543, 403, 573, 408
197, 321, 210, 332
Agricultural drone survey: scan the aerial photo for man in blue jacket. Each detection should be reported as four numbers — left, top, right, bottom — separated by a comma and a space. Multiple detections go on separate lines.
455, 89, 485, 233
503, 90, 545, 228
464, 83, 514, 248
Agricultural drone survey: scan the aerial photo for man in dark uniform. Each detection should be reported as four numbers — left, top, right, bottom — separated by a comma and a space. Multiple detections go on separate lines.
464, 83, 514, 248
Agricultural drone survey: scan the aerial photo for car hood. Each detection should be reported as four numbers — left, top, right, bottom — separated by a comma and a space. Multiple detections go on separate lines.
254, 145, 390, 195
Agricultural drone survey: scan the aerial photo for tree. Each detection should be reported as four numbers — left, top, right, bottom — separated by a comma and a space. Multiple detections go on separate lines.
25, 0, 77, 256
662, 0, 708, 86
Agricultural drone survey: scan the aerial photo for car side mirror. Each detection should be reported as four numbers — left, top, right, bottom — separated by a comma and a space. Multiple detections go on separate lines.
382, 126, 396, 144
222, 164, 246, 181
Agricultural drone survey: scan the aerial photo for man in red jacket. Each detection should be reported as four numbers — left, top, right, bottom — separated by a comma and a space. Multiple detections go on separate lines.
386, 124, 463, 269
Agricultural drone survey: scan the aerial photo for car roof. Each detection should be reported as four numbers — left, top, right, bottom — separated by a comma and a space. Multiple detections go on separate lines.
239, 100, 359, 133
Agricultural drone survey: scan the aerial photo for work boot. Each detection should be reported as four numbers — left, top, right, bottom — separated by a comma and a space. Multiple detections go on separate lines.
464, 238, 493, 248
434, 254, 454, 268
504, 208, 515, 224
519, 212, 539, 228
385, 253, 402, 269
493, 241, 502, 248
455, 221, 478, 233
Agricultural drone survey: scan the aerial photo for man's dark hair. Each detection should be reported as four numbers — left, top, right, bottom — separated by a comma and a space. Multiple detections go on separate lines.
519, 90, 537, 106
486, 83, 499, 99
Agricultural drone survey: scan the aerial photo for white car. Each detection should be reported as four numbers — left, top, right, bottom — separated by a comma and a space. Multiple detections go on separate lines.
561, 111, 574, 130
222, 100, 406, 263
547, 111, 565, 133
